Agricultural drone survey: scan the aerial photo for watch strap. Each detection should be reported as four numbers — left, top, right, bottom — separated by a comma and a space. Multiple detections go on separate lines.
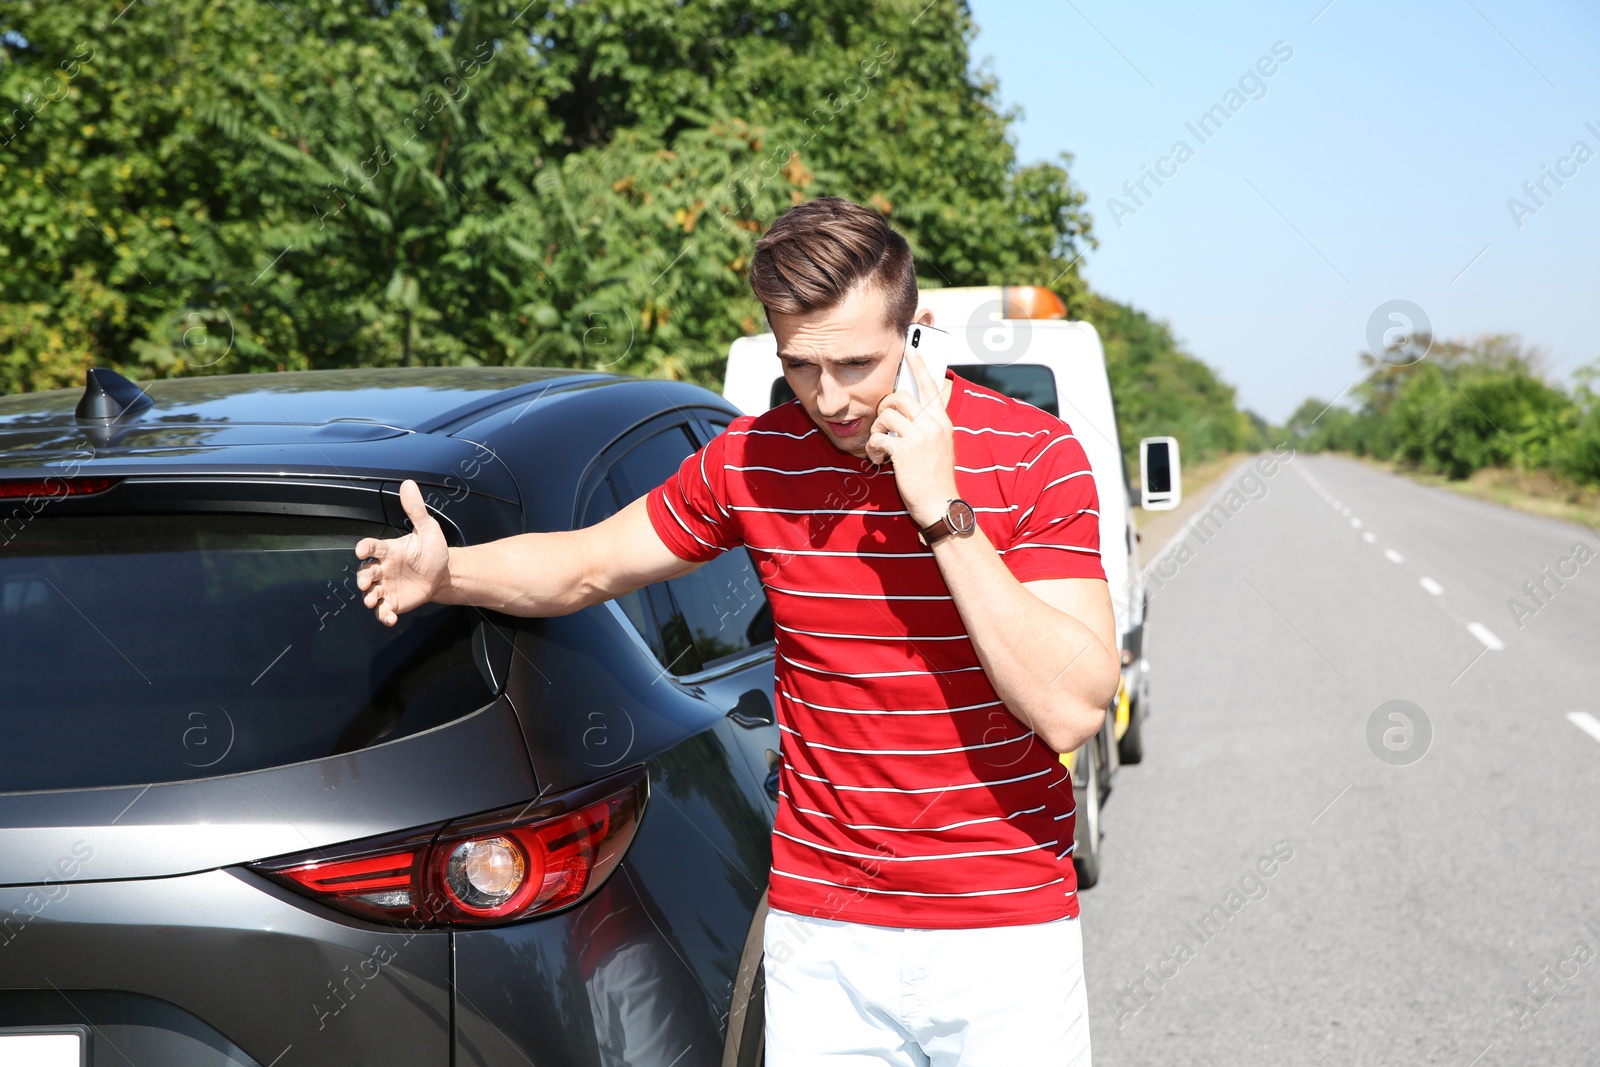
919, 514, 956, 546
919, 499, 975, 547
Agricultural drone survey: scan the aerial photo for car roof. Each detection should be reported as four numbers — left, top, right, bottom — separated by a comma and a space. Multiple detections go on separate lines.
0, 367, 605, 444
0, 366, 739, 515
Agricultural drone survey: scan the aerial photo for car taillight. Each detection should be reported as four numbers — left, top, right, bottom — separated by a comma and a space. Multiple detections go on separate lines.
0, 476, 120, 499
267, 841, 431, 923
253, 767, 647, 927
428, 790, 626, 921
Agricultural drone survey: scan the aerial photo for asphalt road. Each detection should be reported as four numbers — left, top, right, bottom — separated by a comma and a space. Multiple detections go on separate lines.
1082, 452, 1600, 1067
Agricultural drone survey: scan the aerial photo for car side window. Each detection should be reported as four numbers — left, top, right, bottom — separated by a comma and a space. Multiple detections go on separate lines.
684, 416, 774, 663
597, 422, 774, 677
577, 481, 662, 662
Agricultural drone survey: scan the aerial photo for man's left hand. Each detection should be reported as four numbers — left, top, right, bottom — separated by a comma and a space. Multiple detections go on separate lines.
865, 352, 959, 528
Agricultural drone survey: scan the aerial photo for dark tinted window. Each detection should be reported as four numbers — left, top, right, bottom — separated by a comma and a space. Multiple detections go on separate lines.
0, 513, 496, 792
604, 425, 774, 676
952, 364, 1058, 416
609, 426, 700, 504
580, 472, 665, 663
770, 364, 1058, 416
1145, 440, 1173, 493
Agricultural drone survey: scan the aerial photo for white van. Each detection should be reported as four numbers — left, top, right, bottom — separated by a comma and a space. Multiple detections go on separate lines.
722, 285, 1182, 887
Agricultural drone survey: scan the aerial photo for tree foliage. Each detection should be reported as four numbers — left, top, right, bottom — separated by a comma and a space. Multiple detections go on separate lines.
1286, 336, 1600, 486
2, 0, 1253, 468
0, 1, 1080, 385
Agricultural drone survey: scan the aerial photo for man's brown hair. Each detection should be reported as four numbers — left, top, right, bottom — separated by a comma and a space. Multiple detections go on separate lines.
748, 196, 917, 330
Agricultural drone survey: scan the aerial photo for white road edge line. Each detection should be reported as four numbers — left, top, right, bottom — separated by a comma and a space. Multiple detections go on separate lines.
1567, 712, 1600, 745
1350, 518, 1362, 528
1467, 623, 1505, 651
1420, 577, 1444, 596
1362, 532, 1377, 543
1384, 549, 1404, 563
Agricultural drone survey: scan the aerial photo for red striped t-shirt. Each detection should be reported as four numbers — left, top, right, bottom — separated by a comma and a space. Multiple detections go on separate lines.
645, 370, 1105, 928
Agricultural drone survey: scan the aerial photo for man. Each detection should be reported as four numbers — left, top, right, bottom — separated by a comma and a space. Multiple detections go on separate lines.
355, 196, 1118, 1064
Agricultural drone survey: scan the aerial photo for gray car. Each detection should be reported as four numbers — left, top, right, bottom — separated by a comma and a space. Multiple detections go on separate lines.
0, 366, 780, 1066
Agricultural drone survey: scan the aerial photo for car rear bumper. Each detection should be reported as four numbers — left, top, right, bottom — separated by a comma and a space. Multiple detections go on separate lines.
0, 868, 451, 1066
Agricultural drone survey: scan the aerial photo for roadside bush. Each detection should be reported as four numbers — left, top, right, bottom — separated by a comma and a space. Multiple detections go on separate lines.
1289, 336, 1598, 488
1555, 370, 1600, 485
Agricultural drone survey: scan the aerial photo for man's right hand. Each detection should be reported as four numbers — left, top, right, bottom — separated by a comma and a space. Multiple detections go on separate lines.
355, 479, 450, 627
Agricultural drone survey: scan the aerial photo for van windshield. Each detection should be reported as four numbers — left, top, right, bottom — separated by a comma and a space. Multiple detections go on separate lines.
769, 364, 1059, 416
0, 512, 497, 792
947, 365, 1058, 416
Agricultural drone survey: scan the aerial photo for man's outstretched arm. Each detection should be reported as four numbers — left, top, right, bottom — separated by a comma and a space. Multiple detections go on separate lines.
355, 479, 700, 626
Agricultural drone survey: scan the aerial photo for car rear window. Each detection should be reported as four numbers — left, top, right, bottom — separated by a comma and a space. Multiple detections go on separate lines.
769, 364, 1059, 417
0, 512, 497, 792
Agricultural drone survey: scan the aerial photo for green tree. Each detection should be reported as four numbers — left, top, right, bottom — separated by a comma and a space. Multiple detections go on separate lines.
1, 0, 1099, 394
1289, 334, 1596, 486
1552, 362, 1600, 484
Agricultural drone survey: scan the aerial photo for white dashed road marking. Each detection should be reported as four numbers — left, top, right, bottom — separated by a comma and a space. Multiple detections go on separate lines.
1302, 464, 1519, 668
1567, 712, 1600, 745
1467, 623, 1505, 651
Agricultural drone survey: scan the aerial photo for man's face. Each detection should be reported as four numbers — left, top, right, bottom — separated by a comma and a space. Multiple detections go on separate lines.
770, 284, 926, 457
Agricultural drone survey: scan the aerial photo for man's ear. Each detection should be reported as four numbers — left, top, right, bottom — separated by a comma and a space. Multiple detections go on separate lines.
914, 306, 934, 326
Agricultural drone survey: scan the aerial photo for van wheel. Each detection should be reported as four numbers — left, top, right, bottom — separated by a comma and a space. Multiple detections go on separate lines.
1072, 743, 1102, 889
1118, 678, 1145, 765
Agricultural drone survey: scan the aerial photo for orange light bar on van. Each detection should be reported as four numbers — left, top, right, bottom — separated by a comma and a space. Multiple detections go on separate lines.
1003, 286, 1068, 321
0, 476, 120, 499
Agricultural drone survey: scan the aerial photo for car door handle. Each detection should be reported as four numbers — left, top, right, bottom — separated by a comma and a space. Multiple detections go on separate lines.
727, 688, 775, 728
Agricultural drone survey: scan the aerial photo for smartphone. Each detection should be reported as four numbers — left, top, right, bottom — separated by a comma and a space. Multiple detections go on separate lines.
895, 323, 951, 406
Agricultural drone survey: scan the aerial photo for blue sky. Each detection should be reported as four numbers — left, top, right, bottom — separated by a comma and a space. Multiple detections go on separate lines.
968, 0, 1600, 424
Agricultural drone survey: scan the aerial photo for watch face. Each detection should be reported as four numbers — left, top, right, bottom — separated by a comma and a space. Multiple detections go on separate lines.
948, 499, 977, 535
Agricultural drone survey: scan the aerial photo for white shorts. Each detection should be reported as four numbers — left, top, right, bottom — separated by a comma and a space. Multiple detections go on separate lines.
763, 907, 1091, 1066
